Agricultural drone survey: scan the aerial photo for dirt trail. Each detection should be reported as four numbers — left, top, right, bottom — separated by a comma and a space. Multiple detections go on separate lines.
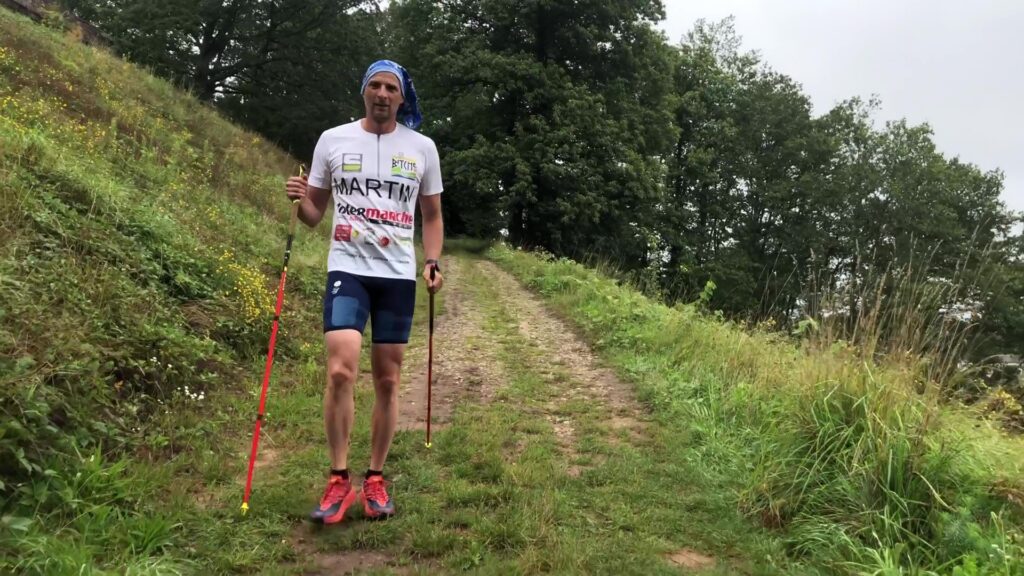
476, 260, 649, 473
292, 255, 652, 574
396, 256, 506, 432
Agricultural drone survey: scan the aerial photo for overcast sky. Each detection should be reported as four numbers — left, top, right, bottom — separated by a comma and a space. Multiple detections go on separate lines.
656, 0, 1024, 214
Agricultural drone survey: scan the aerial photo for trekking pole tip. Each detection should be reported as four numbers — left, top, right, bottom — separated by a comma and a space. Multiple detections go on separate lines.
240, 502, 249, 515
425, 442, 432, 449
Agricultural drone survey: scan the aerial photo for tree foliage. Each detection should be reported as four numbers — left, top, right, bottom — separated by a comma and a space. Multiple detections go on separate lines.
64, 0, 383, 158
63, 1, 1023, 356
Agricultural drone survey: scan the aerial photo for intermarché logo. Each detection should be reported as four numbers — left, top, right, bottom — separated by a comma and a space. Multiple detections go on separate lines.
336, 204, 413, 229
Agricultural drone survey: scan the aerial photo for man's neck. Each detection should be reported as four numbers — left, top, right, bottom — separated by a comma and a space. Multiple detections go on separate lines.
361, 118, 398, 135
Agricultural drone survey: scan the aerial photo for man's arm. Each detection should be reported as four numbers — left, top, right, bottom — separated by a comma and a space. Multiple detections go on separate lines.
419, 193, 443, 260
419, 193, 444, 291
285, 176, 332, 228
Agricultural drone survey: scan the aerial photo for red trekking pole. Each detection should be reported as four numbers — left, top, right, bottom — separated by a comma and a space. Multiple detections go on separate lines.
241, 165, 303, 515
425, 263, 436, 448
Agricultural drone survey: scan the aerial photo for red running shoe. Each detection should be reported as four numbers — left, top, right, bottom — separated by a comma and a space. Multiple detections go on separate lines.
361, 475, 395, 519
309, 476, 356, 524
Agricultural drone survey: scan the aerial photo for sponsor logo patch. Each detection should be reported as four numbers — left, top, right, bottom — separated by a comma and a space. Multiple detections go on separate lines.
342, 153, 362, 172
390, 155, 417, 181
336, 205, 414, 229
334, 224, 352, 242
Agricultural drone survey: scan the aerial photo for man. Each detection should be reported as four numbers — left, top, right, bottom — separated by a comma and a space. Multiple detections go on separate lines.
284, 60, 444, 524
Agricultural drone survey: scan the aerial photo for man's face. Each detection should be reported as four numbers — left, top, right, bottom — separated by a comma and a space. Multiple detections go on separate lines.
364, 72, 404, 124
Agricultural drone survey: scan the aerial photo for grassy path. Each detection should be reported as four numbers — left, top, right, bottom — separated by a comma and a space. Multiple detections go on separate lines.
171, 250, 798, 575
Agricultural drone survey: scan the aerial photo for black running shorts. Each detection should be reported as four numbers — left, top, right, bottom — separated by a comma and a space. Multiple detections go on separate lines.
322, 270, 416, 344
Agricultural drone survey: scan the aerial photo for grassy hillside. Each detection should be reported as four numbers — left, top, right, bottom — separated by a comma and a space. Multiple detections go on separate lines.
0, 8, 327, 572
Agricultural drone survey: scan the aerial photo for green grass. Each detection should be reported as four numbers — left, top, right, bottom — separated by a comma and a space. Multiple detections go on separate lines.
488, 244, 1024, 575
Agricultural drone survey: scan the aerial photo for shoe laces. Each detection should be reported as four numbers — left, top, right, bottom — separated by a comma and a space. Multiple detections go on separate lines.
320, 476, 348, 507
363, 476, 389, 505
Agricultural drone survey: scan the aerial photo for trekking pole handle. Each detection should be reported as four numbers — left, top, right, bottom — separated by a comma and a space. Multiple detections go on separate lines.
292, 164, 304, 205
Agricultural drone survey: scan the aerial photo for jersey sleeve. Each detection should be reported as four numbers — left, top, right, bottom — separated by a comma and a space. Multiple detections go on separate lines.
307, 132, 332, 189
420, 139, 443, 196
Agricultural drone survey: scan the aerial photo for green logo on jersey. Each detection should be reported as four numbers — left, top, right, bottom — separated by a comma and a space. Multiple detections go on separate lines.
342, 153, 362, 172
391, 155, 417, 181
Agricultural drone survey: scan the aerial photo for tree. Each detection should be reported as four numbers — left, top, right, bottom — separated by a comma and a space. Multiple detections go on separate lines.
389, 0, 675, 268
660, 17, 1020, 359
65, 0, 382, 156
664, 18, 828, 319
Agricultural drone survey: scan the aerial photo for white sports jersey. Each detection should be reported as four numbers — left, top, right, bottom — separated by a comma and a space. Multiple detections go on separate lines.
308, 121, 443, 280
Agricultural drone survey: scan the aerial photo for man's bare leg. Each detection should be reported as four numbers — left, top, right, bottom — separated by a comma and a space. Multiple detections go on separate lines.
360, 342, 404, 519
369, 343, 405, 470
324, 329, 362, 469
310, 329, 363, 524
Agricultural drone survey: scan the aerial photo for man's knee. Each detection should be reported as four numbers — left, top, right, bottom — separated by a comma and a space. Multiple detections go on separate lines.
374, 373, 400, 398
371, 344, 404, 397
327, 362, 358, 391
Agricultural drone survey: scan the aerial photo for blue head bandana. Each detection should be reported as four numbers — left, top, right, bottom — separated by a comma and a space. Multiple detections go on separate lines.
360, 59, 422, 130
